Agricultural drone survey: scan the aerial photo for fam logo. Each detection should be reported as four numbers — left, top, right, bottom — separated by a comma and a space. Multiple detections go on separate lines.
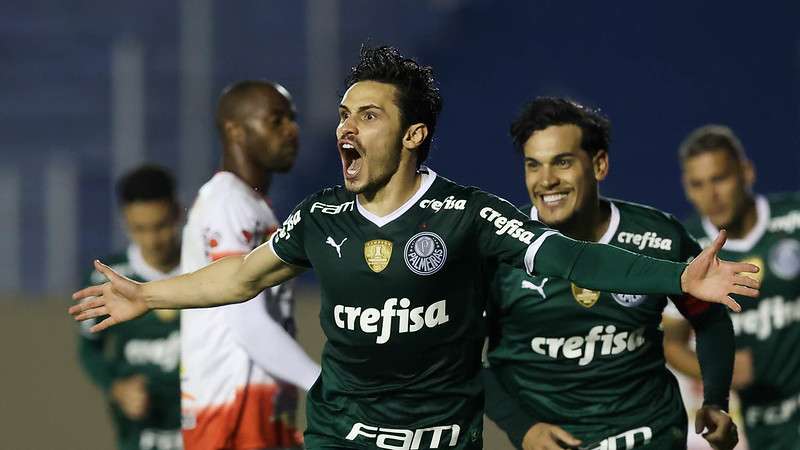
611, 293, 647, 308
404, 232, 447, 275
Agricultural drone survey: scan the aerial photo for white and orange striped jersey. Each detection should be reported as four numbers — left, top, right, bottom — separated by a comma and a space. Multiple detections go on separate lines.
180, 171, 319, 450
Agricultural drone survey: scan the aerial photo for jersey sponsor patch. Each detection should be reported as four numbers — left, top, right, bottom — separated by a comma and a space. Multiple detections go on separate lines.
345, 421, 461, 449
581, 426, 653, 450
404, 232, 447, 275
769, 238, 800, 280
731, 294, 800, 340
310, 200, 354, 215
611, 293, 647, 308
530, 325, 647, 366
325, 236, 348, 259
364, 239, 392, 272
572, 283, 600, 308
479, 207, 535, 244
418, 195, 467, 212
616, 231, 672, 251
333, 297, 449, 344
521, 278, 548, 299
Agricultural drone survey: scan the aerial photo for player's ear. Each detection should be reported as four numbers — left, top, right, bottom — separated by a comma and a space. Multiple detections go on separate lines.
223, 121, 245, 145
742, 158, 756, 190
593, 150, 609, 181
403, 123, 428, 150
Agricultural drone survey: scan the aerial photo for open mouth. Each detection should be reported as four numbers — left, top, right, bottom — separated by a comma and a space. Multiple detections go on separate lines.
538, 192, 569, 207
339, 140, 364, 180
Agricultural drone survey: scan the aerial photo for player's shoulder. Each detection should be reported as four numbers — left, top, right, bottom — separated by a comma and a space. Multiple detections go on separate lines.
86, 252, 136, 285
197, 172, 264, 211
609, 198, 692, 256
766, 192, 800, 235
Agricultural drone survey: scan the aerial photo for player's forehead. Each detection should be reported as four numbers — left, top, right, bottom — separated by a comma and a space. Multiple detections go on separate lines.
523, 124, 584, 160
682, 149, 736, 178
122, 199, 175, 223
339, 81, 399, 112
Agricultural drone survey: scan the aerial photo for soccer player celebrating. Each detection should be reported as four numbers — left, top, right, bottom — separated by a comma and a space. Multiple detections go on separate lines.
72, 46, 759, 450
179, 81, 320, 450
663, 125, 800, 450
78, 165, 183, 450
482, 98, 739, 450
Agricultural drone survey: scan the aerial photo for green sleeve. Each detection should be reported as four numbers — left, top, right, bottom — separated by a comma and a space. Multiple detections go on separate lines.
533, 234, 685, 296
481, 367, 535, 450
76, 270, 116, 392
690, 305, 734, 411
77, 327, 115, 392
269, 197, 312, 268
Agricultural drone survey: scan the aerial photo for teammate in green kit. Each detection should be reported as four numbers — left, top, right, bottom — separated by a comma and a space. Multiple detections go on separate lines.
78, 165, 183, 450
663, 125, 800, 450
70, 46, 759, 450
482, 98, 739, 450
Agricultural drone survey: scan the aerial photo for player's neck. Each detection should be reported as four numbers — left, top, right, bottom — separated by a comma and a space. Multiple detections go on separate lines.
358, 161, 421, 217
725, 196, 758, 240
557, 197, 611, 242
142, 248, 180, 274
222, 149, 271, 194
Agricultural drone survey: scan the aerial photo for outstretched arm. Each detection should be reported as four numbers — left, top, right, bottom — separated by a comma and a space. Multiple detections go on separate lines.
69, 242, 305, 332
533, 230, 759, 312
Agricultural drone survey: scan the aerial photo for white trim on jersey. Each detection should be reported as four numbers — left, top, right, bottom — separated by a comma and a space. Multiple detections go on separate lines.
127, 244, 182, 282
529, 198, 620, 245
701, 195, 769, 253
356, 166, 438, 228
524, 230, 559, 276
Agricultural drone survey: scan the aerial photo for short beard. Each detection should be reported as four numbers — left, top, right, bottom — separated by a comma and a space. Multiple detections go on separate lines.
347, 138, 403, 197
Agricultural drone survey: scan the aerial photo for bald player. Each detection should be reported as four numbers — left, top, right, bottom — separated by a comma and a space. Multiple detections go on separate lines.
179, 81, 320, 450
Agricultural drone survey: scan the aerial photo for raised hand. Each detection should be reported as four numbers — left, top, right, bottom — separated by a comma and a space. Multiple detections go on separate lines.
680, 230, 760, 312
696, 405, 738, 450
69, 260, 150, 332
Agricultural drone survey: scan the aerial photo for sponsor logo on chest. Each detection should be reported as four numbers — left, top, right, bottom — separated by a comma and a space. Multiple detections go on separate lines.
310, 200, 354, 214
346, 422, 460, 450
531, 325, 647, 366
616, 231, 672, 251
769, 210, 800, 234
404, 232, 447, 275
418, 196, 467, 212
731, 295, 800, 340
334, 298, 450, 344
583, 427, 653, 450
124, 330, 180, 371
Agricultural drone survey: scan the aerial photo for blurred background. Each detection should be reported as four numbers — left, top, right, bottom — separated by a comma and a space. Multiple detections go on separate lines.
1, 0, 798, 448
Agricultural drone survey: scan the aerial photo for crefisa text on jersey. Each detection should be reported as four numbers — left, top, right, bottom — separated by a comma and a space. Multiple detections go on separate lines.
334, 298, 450, 344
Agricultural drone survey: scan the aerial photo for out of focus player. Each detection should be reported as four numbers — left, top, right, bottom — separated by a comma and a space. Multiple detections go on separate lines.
179, 81, 320, 450
664, 125, 800, 450
482, 98, 738, 450
78, 165, 183, 450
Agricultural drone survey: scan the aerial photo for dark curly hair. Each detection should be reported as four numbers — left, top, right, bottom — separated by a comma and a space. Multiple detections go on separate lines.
345, 45, 443, 167
116, 164, 177, 206
510, 97, 610, 157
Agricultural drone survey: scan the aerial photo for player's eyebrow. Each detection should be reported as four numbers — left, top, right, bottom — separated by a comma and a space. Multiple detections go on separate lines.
524, 152, 575, 163
338, 104, 384, 112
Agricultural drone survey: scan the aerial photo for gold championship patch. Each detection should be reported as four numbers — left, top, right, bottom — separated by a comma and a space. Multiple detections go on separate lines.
364, 239, 393, 273
572, 283, 600, 308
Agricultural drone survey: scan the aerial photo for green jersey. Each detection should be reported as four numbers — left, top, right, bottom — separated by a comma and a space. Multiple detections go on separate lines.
486, 200, 703, 448
269, 169, 687, 450
685, 194, 800, 450
78, 246, 182, 450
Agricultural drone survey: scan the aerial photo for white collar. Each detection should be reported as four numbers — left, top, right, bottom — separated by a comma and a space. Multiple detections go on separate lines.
529, 198, 620, 244
701, 195, 769, 253
356, 167, 437, 228
127, 244, 182, 282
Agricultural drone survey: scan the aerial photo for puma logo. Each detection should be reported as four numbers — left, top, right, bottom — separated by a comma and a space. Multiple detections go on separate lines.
521, 278, 548, 299
325, 236, 347, 258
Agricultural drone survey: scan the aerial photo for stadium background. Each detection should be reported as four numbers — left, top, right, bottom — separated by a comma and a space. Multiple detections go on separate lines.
1, 1, 798, 448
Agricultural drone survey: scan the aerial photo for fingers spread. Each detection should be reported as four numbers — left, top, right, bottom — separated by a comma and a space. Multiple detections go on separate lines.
721, 296, 742, 313
72, 284, 104, 301
75, 306, 109, 321
68, 297, 105, 316
731, 262, 761, 275
733, 274, 760, 289
90, 316, 117, 333
709, 229, 728, 253
731, 284, 759, 298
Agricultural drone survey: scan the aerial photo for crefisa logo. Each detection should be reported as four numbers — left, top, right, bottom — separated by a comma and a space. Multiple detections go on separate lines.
404, 232, 447, 275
